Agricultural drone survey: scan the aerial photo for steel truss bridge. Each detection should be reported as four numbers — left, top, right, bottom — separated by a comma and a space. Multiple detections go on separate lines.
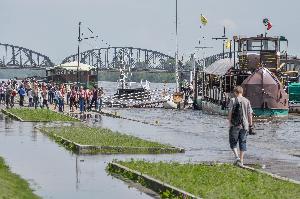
62, 48, 235, 72
0, 43, 54, 68
1, 42, 298, 79
0, 43, 236, 72
62, 47, 176, 72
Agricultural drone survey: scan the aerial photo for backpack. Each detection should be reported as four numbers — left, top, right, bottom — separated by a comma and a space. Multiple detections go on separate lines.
231, 98, 243, 127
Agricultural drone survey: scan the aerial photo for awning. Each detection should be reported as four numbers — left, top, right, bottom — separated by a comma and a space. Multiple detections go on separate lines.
204, 58, 236, 76
50, 61, 96, 72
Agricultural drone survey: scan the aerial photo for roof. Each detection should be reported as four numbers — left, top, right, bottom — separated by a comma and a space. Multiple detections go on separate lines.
242, 67, 278, 85
51, 61, 96, 71
204, 58, 236, 76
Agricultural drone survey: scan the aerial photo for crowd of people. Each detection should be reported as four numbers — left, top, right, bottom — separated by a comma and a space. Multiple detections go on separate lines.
0, 78, 104, 113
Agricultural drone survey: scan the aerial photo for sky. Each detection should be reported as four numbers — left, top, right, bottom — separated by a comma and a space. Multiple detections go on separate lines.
1, 0, 300, 64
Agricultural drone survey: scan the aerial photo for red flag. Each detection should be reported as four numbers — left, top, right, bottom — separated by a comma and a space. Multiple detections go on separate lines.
267, 22, 272, 30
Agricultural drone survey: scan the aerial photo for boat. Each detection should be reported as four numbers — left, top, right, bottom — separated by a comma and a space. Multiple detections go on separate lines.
199, 34, 295, 117
288, 82, 300, 113
163, 92, 184, 109
113, 59, 151, 101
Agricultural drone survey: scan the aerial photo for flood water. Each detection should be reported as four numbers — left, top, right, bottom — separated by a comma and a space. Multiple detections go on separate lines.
0, 81, 300, 199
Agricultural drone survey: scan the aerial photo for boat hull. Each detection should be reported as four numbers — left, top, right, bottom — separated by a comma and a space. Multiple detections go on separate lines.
289, 103, 300, 113
252, 108, 288, 117
201, 100, 228, 116
163, 101, 178, 109
114, 88, 150, 101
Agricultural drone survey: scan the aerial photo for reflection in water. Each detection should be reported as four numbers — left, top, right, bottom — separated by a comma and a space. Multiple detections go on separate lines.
0, 113, 154, 199
75, 155, 80, 191
4, 116, 13, 130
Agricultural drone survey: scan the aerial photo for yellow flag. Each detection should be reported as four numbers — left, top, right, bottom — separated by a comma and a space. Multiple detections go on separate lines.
200, 14, 208, 26
225, 40, 231, 49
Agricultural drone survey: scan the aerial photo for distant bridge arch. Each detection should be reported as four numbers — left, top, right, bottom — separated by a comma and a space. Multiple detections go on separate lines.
0, 43, 54, 68
62, 47, 175, 72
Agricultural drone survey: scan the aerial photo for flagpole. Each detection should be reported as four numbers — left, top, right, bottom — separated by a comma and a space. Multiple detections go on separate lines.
175, 0, 179, 92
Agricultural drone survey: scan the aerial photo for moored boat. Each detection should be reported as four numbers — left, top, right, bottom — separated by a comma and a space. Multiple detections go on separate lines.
198, 34, 297, 118
288, 82, 300, 113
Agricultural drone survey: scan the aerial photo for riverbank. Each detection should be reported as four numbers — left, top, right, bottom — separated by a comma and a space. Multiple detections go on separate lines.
2, 108, 78, 122
0, 156, 40, 199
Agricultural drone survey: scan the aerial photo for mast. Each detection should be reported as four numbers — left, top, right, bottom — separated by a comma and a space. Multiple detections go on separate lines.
77, 22, 82, 86
175, 0, 179, 91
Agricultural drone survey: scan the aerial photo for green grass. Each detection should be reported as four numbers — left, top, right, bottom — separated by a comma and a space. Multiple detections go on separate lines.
112, 160, 300, 199
6, 108, 78, 122
41, 126, 178, 154
0, 157, 40, 199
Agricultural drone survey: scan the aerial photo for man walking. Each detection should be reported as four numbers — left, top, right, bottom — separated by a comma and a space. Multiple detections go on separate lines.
228, 86, 254, 167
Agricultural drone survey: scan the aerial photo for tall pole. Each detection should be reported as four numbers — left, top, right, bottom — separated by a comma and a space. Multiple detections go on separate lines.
77, 22, 81, 86
175, 0, 179, 92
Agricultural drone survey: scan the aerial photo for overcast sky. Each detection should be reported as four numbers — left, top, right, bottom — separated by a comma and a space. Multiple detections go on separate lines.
1, 0, 299, 64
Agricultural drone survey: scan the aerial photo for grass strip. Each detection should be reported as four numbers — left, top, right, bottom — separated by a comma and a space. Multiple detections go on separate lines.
4, 108, 78, 122
109, 160, 300, 199
0, 156, 40, 199
40, 126, 183, 154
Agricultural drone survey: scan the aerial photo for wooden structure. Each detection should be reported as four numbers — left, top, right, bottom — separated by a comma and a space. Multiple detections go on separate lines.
46, 61, 97, 84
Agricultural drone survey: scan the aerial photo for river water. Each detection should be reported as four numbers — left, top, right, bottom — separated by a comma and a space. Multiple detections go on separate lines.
0, 81, 299, 199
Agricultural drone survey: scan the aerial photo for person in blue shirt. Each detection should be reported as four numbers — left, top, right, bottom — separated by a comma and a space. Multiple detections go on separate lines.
18, 85, 26, 107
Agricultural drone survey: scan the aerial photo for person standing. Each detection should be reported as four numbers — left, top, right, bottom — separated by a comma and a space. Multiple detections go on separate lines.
5, 84, 13, 108
11, 87, 17, 108
57, 88, 64, 112
53, 87, 59, 110
18, 85, 26, 107
41, 89, 49, 109
228, 86, 254, 167
79, 87, 85, 114
89, 86, 98, 111
69, 86, 77, 112
32, 86, 39, 109
0, 82, 5, 105
97, 87, 104, 112
27, 88, 33, 107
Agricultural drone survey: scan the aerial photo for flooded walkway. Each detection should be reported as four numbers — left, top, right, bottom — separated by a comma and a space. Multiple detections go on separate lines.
0, 81, 299, 198
86, 108, 300, 180
1, 107, 300, 199
0, 113, 156, 199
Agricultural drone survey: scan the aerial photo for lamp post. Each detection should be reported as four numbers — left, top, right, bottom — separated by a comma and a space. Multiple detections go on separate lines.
76, 22, 98, 87
77, 22, 82, 86
175, 0, 179, 92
